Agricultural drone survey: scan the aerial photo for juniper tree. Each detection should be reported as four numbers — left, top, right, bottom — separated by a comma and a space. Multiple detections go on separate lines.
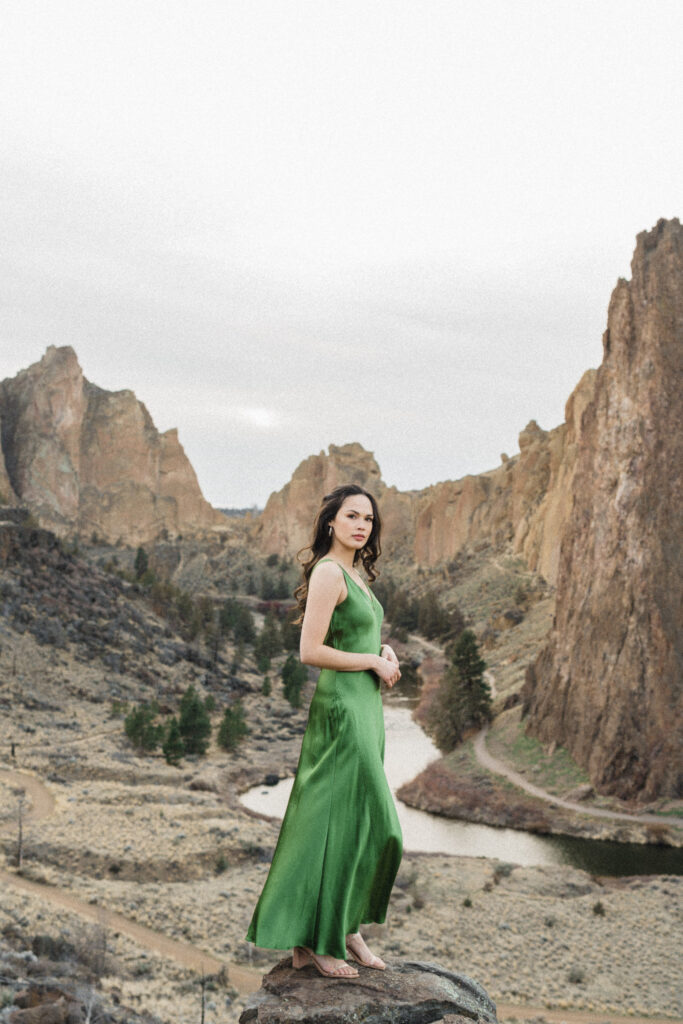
178, 685, 212, 755
282, 653, 307, 708
218, 701, 250, 751
134, 546, 149, 579
428, 629, 491, 752
124, 703, 162, 752
162, 716, 185, 765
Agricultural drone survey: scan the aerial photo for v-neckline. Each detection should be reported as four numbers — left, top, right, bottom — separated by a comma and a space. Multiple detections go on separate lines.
320, 559, 373, 603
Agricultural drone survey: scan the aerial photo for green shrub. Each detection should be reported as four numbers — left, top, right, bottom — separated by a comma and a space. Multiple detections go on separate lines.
178, 685, 212, 755
282, 653, 307, 708
218, 700, 250, 751
124, 703, 162, 752
427, 630, 491, 752
162, 716, 184, 765
134, 546, 149, 579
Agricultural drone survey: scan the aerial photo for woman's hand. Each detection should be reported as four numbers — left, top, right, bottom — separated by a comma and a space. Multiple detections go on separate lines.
374, 654, 401, 689
380, 643, 399, 667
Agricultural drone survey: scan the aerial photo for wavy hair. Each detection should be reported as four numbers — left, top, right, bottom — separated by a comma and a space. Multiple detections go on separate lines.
293, 484, 382, 623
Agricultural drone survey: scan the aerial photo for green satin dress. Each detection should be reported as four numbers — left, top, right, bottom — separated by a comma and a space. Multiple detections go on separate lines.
245, 559, 403, 958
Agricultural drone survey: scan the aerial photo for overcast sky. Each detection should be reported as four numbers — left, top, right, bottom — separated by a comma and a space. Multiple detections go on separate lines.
1, 1, 681, 508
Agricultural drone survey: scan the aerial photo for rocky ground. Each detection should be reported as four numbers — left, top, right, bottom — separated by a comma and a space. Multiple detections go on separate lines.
2, 527, 682, 1024
2, 676, 682, 1024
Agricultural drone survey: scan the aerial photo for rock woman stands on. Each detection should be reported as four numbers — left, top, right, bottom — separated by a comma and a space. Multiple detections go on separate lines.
246, 483, 403, 978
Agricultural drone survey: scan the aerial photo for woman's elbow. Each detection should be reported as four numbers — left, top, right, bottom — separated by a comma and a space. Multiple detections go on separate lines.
299, 642, 315, 666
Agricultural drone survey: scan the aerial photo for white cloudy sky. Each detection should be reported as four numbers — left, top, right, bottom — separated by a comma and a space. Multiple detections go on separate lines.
1, 1, 681, 507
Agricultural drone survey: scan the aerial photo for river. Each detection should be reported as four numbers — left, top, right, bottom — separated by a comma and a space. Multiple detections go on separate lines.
241, 699, 682, 877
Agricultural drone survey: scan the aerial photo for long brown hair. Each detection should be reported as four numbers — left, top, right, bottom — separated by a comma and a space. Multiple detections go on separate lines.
293, 484, 382, 623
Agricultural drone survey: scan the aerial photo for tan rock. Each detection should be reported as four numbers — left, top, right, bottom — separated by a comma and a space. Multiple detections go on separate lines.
522, 218, 683, 800
253, 443, 414, 560
0, 346, 225, 544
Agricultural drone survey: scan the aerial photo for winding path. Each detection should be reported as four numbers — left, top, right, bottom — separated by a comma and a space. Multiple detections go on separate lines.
473, 726, 683, 829
1, 765, 681, 1023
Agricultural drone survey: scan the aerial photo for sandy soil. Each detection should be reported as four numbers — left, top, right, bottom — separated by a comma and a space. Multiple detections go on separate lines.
1, 709, 681, 1024
1, 608, 681, 1024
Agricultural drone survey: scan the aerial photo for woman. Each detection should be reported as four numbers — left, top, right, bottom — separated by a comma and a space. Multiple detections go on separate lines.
246, 484, 403, 979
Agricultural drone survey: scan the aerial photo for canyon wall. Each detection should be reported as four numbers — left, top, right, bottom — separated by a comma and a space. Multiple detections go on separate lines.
411, 368, 596, 583
0, 346, 225, 544
522, 218, 683, 800
256, 371, 597, 586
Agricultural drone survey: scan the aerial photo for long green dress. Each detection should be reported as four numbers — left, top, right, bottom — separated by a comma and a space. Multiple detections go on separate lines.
245, 559, 403, 958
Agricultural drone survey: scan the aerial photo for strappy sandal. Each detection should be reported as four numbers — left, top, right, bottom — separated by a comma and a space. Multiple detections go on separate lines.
292, 946, 359, 979
345, 933, 386, 970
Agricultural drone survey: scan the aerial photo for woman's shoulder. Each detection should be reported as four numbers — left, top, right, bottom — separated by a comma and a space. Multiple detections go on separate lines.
310, 558, 344, 580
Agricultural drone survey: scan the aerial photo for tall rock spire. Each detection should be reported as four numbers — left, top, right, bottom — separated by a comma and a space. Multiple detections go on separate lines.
522, 219, 683, 800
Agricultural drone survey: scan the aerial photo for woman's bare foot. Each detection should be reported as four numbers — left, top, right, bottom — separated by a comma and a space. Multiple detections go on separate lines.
292, 947, 358, 978
345, 932, 386, 970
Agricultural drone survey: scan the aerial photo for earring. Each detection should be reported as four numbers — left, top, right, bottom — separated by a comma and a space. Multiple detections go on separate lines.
328, 525, 333, 536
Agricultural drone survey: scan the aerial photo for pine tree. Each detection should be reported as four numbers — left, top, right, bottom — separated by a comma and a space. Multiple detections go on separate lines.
233, 606, 256, 645
231, 639, 245, 674
428, 629, 491, 752
162, 716, 185, 765
280, 612, 300, 651
134, 546, 149, 580
254, 611, 281, 671
178, 685, 212, 755
281, 653, 307, 708
124, 703, 162, 752
261, 675, 272, 696
217, 701, 250, 751
452, 629, 490, 721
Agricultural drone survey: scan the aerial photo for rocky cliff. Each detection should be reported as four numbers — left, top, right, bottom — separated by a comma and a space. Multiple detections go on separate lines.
253, 442, 415, 562
255, 374, 597, 586
522, 218, 683, 801
411, 369, 596, 583
0, 346, 225, 544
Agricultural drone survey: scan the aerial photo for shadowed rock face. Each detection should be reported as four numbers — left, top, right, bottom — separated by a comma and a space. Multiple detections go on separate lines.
0, 346, 224, 544
240, 958, 497, 1024
522, 218, 683, 801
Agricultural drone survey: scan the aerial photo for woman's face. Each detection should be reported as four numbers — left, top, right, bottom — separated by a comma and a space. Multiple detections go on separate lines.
329, 494, 374, 551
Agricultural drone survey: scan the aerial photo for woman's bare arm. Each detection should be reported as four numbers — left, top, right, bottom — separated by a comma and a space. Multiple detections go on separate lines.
299, 561, 399, 686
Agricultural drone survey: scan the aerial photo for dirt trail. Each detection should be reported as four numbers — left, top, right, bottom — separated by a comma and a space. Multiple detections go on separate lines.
0, 867, 261, 993
495, 1004, 681, 1024
473, 727, 682, 829
3, 867, 679, 1023
0, 767, 56, 822
1, 770, 680, 1022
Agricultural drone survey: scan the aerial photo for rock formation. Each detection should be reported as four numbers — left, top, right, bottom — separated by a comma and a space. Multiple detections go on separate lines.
0, 346, 225, 544
256, 383, 597, 584
253, 443, 415, 561
411, 370, 597, 583
240, 958, 497, 1024
522, 218, 683, 800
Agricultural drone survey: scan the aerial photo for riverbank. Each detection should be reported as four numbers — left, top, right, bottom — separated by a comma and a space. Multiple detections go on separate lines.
397, 734, 683, 849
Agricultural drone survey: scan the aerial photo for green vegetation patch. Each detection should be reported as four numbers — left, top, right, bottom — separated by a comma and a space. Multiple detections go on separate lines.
487, 707, 590, 795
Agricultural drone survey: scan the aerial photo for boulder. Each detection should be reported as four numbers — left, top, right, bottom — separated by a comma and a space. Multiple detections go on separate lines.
240, 958, 496, 1024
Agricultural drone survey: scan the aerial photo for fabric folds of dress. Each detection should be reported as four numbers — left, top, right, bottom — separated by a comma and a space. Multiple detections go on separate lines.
245, 560, 403, 958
